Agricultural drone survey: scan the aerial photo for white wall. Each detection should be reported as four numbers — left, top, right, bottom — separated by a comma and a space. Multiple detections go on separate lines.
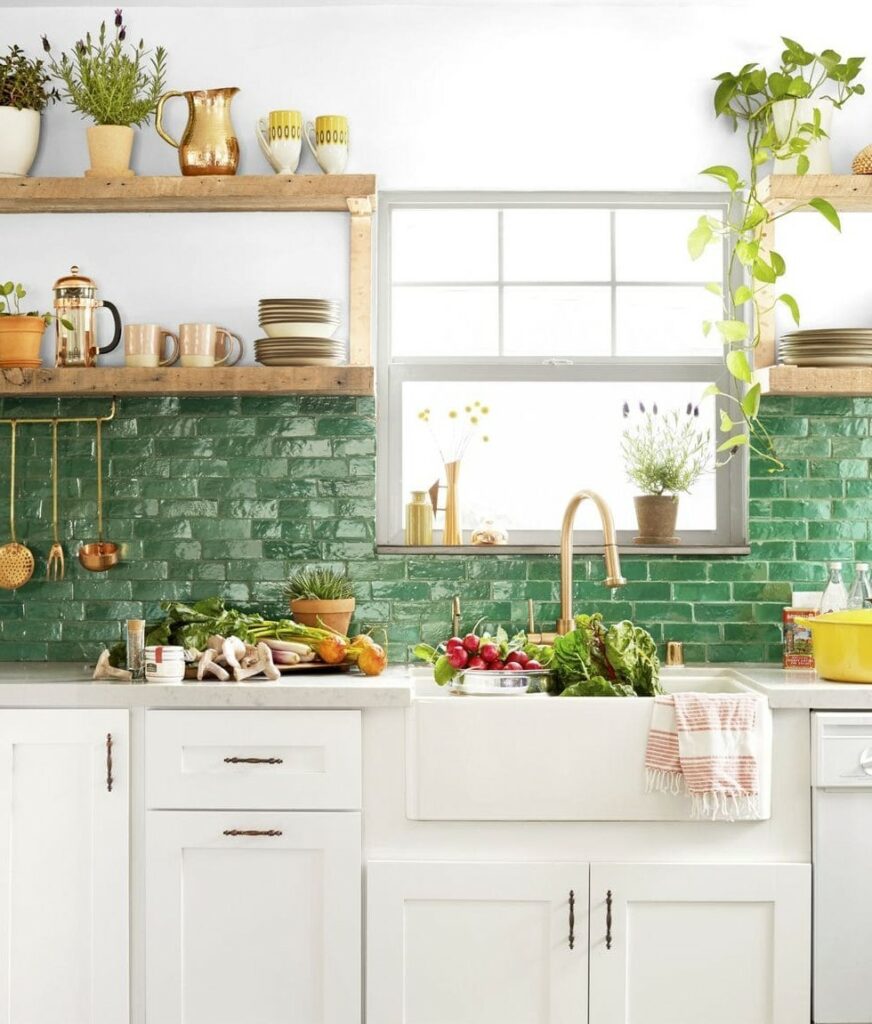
3, 2, 872, 361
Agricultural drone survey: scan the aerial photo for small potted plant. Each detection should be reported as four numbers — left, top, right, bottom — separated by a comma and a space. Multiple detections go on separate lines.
621, 404, 712, 546
284, 568, 356, 635
0, 281, 68, 367
0, 44, 59, 177
43, 9, 167, 177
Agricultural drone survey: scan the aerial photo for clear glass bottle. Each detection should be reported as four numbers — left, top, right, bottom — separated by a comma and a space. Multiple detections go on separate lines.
819, 562, 849, 614
848, 563, 872, 610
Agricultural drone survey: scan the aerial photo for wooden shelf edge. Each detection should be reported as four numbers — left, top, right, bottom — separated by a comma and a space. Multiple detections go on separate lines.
0, 174, 377, 214
760, 173, 872, 212
0, 365, 374, 398
755, 363, 872, 396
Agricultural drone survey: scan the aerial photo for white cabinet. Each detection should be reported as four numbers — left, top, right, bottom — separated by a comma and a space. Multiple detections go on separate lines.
367, 861, 588, 1024
0, 709, 129, 1024
588, 863, 810, 1024
146, 810, 360, 1024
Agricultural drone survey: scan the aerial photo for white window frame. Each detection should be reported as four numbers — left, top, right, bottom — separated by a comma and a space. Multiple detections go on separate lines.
376, 191, 748, 551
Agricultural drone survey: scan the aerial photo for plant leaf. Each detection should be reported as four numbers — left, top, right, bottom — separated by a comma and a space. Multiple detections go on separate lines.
809, 197, 841, 231
740, 382, 762, 419
726, 349, 753, 383
720, 410, 735, 431
702, 383, 721, 398
716, 319, 749, 343
733, 284, 753, 305
717, 433, 749, 452
687, 216, 714, 259
704, 282, 722, 296
770, 251, 786, 276
778, 292, 801, 324
752, 258, 777, 284
700, 164, 741, 190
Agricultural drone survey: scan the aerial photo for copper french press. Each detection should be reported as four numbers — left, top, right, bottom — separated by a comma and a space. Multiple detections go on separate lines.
52, 266, 122, 367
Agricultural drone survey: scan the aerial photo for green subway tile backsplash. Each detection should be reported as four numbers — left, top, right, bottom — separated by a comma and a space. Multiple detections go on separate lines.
0, 393, 863, 664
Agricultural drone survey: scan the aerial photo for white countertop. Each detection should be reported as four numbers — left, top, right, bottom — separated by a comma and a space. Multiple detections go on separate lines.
0, 661, 867, 711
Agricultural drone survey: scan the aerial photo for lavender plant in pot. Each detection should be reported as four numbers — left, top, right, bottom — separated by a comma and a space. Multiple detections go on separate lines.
42, 9, 167, 177
0, 45, 59, 177
621, 404, 712, 546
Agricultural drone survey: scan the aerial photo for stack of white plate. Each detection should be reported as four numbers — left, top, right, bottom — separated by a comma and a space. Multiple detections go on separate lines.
254, 337, 347, 367
258, 298, 340, 339
780, 329, 872, 367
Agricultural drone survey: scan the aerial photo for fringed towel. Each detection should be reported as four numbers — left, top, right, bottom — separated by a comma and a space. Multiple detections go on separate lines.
645, 692, 766, 820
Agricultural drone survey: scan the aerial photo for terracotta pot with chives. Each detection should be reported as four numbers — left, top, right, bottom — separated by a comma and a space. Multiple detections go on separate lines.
284, 567, 356, 636
620, 401, 712, 547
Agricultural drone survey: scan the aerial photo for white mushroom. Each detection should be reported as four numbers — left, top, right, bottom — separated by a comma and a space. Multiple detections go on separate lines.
222, 636, 246, 672
93, 649, 132, 682
234, 642, 281, 682
197, 648, 230, 682
207, 634, 225, 651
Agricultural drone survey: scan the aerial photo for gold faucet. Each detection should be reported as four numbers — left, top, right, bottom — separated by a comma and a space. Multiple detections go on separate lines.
557, 490, 626, 635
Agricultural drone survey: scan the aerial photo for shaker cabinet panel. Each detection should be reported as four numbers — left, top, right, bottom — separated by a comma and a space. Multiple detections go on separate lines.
367, 861, 588, 1024
0, 709, 129, 1024
146, 810, 361, 1024
588, 862, 810, 1024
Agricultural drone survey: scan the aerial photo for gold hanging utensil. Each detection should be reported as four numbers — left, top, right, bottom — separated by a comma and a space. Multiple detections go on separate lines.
0, 421, 35, 590
46, 419, 64, 581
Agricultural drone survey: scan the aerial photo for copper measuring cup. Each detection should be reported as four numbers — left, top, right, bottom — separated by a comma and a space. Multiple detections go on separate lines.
78, 418, 119, 572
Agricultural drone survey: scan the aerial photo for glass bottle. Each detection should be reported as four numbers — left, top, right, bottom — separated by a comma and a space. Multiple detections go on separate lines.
848, 563, 872, 610
819, 562, 848, 614
126, 619, 145, 682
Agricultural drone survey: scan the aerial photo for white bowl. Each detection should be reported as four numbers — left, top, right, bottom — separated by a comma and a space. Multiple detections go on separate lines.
260, 321, 338, 339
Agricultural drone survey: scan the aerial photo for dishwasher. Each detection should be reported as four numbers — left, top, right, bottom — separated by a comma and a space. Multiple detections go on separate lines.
814, 712, 872, 1024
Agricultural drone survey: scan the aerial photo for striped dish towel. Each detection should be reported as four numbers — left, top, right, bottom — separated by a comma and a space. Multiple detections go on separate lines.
644, 692, 764, 820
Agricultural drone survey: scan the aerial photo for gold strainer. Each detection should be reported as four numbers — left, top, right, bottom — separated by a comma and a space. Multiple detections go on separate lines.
0, 422, 34, 591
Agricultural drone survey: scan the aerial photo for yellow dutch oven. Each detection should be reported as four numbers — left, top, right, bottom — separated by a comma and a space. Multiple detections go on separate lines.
796, 610, 872, 683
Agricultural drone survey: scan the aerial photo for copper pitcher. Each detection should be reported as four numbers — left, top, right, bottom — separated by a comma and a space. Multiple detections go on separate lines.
156, 87, 240, 176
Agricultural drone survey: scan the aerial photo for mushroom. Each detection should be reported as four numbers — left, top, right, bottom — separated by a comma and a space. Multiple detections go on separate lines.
197, 648, 230, 682
234, 642, 281, 682
207, 634, 225, 651
222, 636, 247, 673
93, 649, 133, 682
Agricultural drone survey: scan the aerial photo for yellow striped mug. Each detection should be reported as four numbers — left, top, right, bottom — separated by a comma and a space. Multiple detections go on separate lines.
256, 109, 303, 174
304, 115, 349, 174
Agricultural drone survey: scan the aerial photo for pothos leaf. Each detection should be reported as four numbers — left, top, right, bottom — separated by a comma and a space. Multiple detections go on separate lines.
720, 410, 735, 431
717, 433, 749, 452
716, 319, 749, 343
726, 349, 753, 383
733, 284, 753, 305
740, 382, 762, 419
704, 282, 722, 296
778, 292, 801, 325
809, 197, 841, 231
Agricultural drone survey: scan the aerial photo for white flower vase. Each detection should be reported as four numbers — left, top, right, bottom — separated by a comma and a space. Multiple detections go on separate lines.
772, 98, 833, 175
0, 107, 40, 177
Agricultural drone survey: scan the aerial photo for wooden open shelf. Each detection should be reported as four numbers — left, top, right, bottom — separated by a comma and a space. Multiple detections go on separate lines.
0, 365, 374, 398
759, 174, 872, 213
0, 174, 376, 214
755, 364, 872, 396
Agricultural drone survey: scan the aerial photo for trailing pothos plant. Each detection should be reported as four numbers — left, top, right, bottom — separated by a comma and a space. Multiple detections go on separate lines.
688, 38, 865, 470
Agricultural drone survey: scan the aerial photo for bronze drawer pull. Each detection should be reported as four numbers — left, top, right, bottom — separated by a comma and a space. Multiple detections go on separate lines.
568, 889, 575, 950
223, 756, 284, 764
106, 732, 113, 792
606, 890, 613, 950
223, 829, 283, 837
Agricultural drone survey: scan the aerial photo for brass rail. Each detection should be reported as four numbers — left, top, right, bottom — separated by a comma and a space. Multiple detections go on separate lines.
0, 397, 116, 428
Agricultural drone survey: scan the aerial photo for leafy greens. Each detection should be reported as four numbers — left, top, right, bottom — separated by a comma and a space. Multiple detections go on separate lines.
552, 613, 661, 698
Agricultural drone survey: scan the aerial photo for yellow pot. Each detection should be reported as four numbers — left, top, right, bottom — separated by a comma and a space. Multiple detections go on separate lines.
0, 315, 46, 367
795, 610, 872, 683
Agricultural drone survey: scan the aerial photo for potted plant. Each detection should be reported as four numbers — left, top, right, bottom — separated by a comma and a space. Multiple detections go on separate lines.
690, 39, 864, 469
42, 9, 167, 177
0, 280, 68, 367
621, 404, 712, 545
0, 45, 59, 177
283, 568, 356, 635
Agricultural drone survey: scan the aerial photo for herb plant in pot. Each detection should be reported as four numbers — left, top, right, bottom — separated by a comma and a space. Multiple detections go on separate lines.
43, 10, 167, 177
0, 281, 68, 367
284, 568, 356, 635
0, 45, 59, 177
621, 404, 711, 546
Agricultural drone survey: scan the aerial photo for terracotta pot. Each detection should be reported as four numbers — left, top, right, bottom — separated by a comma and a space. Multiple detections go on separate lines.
633, 495, 680, 546
290, 597, 355, 635
0, 315, 46, 367
85, 125, 135, 178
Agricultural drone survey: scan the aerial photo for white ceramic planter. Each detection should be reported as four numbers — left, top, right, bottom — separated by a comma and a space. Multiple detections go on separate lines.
0, 107, 40, 177
772, 98, 833, 174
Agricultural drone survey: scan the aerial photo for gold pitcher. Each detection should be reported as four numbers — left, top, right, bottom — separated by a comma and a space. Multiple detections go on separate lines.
155, 87, 240, 176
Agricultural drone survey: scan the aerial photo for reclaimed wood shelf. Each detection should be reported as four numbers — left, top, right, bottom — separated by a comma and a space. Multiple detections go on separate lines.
754, 364, 872, 396
759, 174, 872, 213
0, 365, 374, 398
0, 174, 376, 213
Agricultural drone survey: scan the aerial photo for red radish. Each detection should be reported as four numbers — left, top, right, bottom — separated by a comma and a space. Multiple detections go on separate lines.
510, 650, 529, 667
490, 660, 505, 671
448, 647, 469, 670
445, 636, 464, 651
505, 661, 523, 671
480, 643, 499, 663
467, 656, 486, 670
526, 660, 543, 671
462, 633, 480, 653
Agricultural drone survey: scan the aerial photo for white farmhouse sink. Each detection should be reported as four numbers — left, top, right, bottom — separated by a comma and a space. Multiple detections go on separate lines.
406, 668, 770, 822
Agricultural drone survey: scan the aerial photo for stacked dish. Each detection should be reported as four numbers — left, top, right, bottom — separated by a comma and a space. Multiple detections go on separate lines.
256, 298, 346, 366
780, 329, 872, 367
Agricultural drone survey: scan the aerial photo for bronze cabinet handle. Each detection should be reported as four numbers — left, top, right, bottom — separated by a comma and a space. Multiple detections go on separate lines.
223, 756, 284, 765
106, 732, 113, 792
568, 889, 576, 950
222, 829, 283, 837
606, 890, 613, 950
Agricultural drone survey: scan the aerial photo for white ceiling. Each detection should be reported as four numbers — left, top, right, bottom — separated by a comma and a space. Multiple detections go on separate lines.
0, 0, 750, 6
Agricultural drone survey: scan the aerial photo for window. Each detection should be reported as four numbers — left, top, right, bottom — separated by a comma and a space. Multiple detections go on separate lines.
377, 193, 746, 549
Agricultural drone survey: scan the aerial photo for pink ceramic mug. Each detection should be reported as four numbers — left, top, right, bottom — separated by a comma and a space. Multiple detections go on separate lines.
124, 324, 180, 367
178, 323, 243, 367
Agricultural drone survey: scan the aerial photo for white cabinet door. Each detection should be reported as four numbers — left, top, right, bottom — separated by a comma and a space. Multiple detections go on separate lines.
146, 811, 361, 1024
589, 863, 810, 1024
0, 709, 129, 1024
367, 861, 588, 1024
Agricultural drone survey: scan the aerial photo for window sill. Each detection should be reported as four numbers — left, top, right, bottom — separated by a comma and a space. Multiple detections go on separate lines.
376, 544, 751, 557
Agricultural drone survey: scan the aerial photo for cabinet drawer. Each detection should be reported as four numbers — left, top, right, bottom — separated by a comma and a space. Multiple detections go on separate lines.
146, 710, 361, 809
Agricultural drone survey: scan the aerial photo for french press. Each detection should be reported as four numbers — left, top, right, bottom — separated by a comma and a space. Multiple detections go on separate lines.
52, 266, 122, 367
